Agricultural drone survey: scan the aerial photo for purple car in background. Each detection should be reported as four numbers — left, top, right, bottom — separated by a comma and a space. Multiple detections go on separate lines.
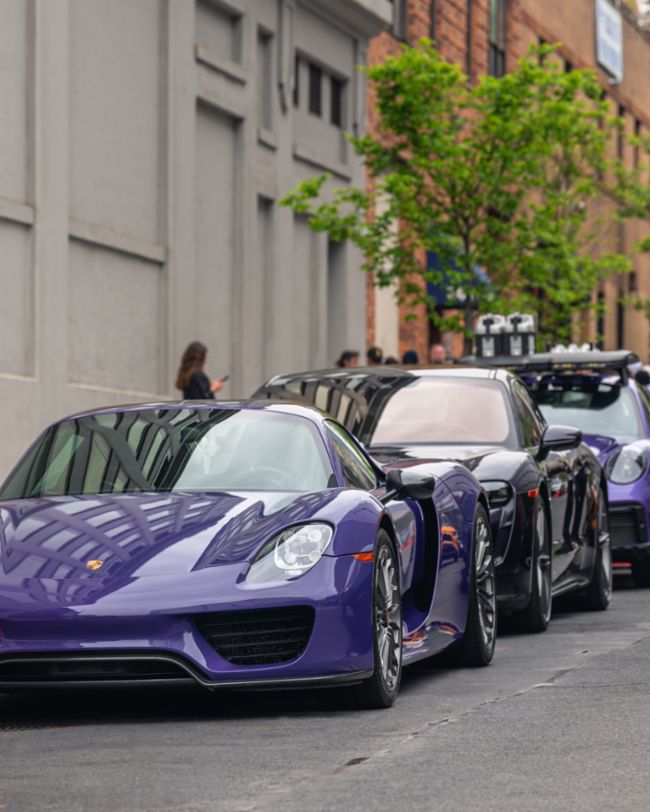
0, 401, 496, 708
515, 352, 650, 587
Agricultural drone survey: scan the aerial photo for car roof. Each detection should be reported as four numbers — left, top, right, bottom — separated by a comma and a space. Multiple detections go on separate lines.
265, 364, 513, 385
54, 399, 329, 427
461, 350, 640, 380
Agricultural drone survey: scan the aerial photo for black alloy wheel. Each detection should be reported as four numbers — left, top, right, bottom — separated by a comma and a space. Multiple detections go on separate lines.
518, 497, 552, 633
353, 530, 403, 709
583, 489, 612, 610
451, 504, 497, 667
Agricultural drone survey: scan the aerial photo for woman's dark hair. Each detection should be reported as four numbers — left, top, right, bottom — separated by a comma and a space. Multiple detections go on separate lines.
176, 341, 207, 390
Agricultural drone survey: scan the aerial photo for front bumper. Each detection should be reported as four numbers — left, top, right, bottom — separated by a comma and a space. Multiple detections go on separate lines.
608, 501, 650, 562
0, 555, 375, 690
490, 493, 535, 611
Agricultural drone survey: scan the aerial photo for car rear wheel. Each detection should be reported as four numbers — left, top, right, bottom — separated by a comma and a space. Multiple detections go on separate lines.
352, 530, 402, 709
518, 498, 552, 633
450, 504, 496, 667
631, 560, 650, 588
583, 489, 612, 610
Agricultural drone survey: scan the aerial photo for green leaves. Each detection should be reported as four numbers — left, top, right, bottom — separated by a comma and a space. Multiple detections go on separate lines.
281, 42, 631, 346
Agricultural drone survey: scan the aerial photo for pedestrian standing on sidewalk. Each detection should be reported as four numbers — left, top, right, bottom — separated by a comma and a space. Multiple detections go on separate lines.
429, 343, 447, 364
175, 341, 225, 400
402, 349, 419, 364
336, 350, 360, 368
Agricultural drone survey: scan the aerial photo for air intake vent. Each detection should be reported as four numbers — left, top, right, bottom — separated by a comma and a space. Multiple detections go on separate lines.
0, 654, 192, 683
196, 606, 315, 665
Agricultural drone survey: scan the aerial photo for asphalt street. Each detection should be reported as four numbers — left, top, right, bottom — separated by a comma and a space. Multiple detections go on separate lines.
2, 577, 650, 812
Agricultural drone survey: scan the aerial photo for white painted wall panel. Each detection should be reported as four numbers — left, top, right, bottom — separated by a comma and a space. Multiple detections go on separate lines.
194, 104, 238, 392
0, 0, 379, 480
292, 214, 320, 369
68, 241, 163, 394
0, 0, 29, 202
69, 0, 163, 244
0, 221, 33, 376
196, 0, 241, 63
0, 378, 40, 477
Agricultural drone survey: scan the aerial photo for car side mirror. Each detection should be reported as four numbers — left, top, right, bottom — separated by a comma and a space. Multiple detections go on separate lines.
538, 424, 582, 459
386, 468, 436, 500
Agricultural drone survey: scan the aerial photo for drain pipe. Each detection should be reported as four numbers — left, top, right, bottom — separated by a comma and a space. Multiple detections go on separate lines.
466, 0, 474, 82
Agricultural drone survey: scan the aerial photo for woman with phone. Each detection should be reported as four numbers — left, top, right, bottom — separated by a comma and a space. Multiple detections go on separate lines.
175, 341, 227, 400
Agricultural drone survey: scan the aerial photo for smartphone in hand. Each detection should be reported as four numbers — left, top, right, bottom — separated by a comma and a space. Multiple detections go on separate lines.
220, 374, 230, 383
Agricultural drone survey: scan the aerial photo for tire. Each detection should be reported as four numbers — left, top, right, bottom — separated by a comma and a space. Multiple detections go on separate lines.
451, 504, 496, 667
518, 498, 552, 633
632, 560, 650, 588
352, 530, 403, 709
583, 489, 612, 610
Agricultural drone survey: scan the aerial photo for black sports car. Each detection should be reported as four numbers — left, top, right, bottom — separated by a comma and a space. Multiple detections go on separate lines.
481, 351, 650, 587
253, 365, 612, 632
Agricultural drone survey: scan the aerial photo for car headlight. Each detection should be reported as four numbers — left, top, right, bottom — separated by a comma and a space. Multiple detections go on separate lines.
483, 480, 513, 508
246, 523, 333, 583
605, 447, 648, 485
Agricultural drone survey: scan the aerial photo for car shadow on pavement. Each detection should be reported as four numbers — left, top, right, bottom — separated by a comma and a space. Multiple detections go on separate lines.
0, 575, 640, 729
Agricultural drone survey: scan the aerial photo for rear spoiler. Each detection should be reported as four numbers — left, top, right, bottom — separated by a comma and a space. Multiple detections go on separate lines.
460, 351, 641, 383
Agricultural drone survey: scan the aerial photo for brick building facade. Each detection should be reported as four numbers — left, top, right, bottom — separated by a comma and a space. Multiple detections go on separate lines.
366, 0, 650, 361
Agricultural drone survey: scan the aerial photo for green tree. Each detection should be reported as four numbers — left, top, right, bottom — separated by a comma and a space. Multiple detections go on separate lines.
617, 130, 650, 251
614, 130, 650, 322
282, 41, 630, 349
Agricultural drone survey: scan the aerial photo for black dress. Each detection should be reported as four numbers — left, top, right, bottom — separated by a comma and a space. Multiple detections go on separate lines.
182, 370, 214, 400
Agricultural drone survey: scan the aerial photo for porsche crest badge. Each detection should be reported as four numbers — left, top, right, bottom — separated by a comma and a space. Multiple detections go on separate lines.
86, 560, 104, 571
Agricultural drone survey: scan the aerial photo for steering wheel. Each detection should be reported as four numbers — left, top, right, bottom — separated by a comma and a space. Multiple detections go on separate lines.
249, 465, 296, 490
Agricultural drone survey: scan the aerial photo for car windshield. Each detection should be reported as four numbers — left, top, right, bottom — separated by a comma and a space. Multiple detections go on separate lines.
529, 381, 643, 443
0, 408, 334, 498
367, 377, 514, 446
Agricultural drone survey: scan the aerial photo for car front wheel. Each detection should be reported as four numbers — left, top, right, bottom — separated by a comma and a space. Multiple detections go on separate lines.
518, 498, 552, 633
353, 530, 403, 709
451, 504, 496, 667
583, 489, 612, 610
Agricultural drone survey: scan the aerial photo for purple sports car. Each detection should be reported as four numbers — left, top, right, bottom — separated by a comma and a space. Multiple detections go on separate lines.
517, 351, 650, 587
0, 401, 495, 708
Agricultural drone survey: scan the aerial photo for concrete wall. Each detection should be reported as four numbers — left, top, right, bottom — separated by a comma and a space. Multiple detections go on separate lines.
0, 0, 388, 479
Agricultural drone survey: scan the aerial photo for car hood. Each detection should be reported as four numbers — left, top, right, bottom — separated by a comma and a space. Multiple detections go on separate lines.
370, 444, 500, 464
581, 433, 621, 462
0, 490, 337, 585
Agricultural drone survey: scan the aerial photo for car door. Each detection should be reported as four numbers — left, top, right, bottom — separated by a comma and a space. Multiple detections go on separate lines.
511, 379, 576, 581
324, 421, 418, 595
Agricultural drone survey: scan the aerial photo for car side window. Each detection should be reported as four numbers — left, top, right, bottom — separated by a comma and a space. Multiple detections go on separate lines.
512, 380, 544, 448
325, 421, 377, 490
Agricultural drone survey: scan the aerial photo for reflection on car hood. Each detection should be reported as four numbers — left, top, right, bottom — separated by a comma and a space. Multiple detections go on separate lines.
370, 444, 500, 464
0, 489, 337, 585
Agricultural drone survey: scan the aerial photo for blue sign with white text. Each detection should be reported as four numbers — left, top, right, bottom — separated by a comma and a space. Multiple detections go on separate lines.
595, 0, 623, 82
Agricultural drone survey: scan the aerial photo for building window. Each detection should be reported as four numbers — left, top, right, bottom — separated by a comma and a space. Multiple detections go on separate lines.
617, 298, 625, 349
488, 0, 508, 77
617, 105, 625, 161
331, 76, 345, 127
308, 63, 322, 116
257, 29, 273, 131
634, 119, 641, 169
596, 290, 605, 349
295, 55, 346, 126
293, 54, 300, 108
